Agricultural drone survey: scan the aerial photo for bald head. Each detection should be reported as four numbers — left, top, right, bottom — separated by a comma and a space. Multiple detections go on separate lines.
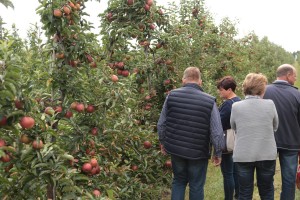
276, 64, 297, 85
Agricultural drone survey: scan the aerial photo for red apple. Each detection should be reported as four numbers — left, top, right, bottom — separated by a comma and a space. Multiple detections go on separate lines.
164, 79, 171, 85
32, 140, 44, 150
165, 59, 172, 65
116, 62, 125, 69
0, 116, 7, 126
1, 154, 11, 162
54, 106, 62, 113
146, 0, 153, 6
75, 103, 85, 112
65, 111, 73, 118
70, 102, 78, 110
158, 8, 164, 15
91, 127, 98, 136
111, 75, 119, 83
117, 69, 123, 75
144, 4, 150, 11
89, 62, 97, 68
20, 116, 35, 129
107, 13, 113, 22
149, 24, 155, 30
122, 70, 130, 77
44, 107, 55, 116
90, 158, 98, 167
53, 9, 62, 18
90, 167, 98, 175
156, 43, 162, 49
86, 54, 93, 63
93, 189, 101, 197
95, 165, 101, 174
127, 0, 134, 5
82, 163, 92, 173
86, 149, 96, 156
145, 95, 151, 100
20, 134, 31, 144
14, 100, 23, 109
69, 60, 79, 67
131, 165, 138, 171
63, 5, 71, 15
86, 105, 95, 113
0, 139, 6, 147
143, 141, 152, 149
145, 103, 152, 110
165, 160, 172, 168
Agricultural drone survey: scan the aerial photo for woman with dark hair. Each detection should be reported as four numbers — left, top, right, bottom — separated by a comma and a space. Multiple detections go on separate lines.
217, 76, 241, 200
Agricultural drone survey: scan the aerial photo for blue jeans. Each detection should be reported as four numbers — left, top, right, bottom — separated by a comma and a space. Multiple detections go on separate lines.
171, 155, 208, 200
221, 153, 239, 200
278, 149, 298, 200
236, 160, 276, 200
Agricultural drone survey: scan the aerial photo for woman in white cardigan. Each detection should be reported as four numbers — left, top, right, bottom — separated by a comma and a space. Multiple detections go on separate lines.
230, 73, 279, 200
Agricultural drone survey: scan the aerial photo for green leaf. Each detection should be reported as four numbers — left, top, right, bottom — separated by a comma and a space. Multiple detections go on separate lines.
107, 189, 115, 200
3, 81, 17, 96
21, 148, 34, 161
72, 174, 90, 182
33, 163, 49, 168
39, 169, 52, 176
61, 154, 74, 161
0, 90, 14, 101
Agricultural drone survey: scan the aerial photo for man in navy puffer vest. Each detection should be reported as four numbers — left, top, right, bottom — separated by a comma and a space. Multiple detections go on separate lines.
157, 67, 224, 200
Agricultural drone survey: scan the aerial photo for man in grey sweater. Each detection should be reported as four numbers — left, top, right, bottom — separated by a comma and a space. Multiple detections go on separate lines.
263, 64, 300, 200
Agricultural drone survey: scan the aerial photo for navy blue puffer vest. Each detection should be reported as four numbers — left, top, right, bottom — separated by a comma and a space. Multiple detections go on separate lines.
164, 83, 215, 159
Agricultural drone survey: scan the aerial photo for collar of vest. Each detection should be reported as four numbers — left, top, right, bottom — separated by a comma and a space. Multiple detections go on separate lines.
183, 83, 204, 91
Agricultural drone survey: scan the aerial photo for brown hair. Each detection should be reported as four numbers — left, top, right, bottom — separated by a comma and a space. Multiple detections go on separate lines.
216, 76, 237, 92
242, 73, 268, 96
183, 67, 201, 81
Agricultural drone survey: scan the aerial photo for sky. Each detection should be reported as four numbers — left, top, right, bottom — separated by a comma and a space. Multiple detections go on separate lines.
0, 0, 299, 52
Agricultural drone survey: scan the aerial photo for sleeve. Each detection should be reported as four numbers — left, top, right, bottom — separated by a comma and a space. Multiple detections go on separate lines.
273, 102, 279, 132
219, 101, 231, 130
210, 102, 225, 157
230, 104, 236, 131
157, 96, 168, 143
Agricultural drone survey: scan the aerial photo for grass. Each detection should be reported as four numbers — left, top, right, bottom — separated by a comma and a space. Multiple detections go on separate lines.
162, 158, 300, 199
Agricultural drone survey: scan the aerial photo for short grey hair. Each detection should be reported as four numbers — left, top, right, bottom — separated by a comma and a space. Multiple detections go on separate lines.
276, 64, 295, 77
183, 67, 201, 81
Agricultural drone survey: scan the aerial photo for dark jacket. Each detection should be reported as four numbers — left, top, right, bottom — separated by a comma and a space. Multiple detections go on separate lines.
219, 97, 241, 131
164, 83, 215, 159
264, 81, 300, 150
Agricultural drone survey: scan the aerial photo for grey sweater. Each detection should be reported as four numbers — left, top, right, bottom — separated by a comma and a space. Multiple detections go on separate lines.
230, 96, 279, 162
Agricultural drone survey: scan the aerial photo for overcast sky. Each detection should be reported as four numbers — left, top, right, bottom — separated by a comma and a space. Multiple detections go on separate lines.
0, 0, 299, 52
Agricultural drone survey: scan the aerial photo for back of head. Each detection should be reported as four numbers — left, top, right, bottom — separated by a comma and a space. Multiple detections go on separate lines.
182, 67, 201, 83
216, 76, 237, 92
276, 64, 295, 77
242, 73, 268, 96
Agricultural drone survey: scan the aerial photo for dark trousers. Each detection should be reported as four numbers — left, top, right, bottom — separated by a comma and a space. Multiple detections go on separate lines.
221, 153, 239, 200
235, 160, 276, 200
170, 155, 208, 200
278, 149, 298, 200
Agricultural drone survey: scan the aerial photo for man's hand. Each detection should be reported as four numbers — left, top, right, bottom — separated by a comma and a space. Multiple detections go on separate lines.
212, 156, 222, 166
